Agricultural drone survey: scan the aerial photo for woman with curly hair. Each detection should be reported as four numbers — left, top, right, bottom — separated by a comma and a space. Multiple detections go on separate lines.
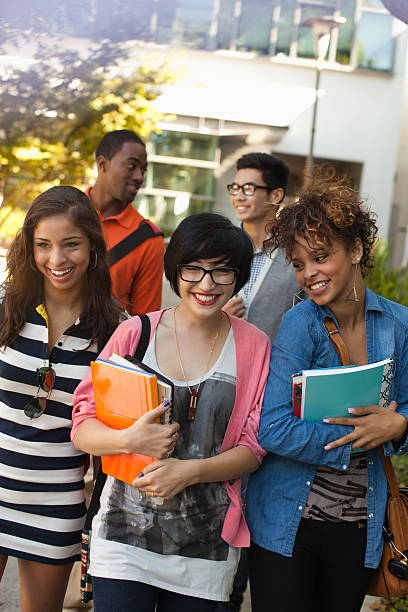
0, 186, 127, 611
245, 169, 408, 612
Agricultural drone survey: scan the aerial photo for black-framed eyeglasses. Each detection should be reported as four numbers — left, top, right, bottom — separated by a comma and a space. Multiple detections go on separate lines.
227, 182, 269, 196
178, 265, 238, 286
24, 366, 56, 419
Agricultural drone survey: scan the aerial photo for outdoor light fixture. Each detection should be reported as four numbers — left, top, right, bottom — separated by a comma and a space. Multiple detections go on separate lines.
302, 15, 346, 177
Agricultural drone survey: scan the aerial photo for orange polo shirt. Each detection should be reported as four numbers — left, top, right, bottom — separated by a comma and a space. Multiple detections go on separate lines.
86, 189, 164, 315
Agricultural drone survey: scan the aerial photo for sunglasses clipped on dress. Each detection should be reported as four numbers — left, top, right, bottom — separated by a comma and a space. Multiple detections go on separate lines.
24, 366, 56, 419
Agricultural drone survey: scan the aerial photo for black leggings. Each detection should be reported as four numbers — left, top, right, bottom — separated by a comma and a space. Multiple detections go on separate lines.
92, 576, 218, 612
248, 518, 373, 612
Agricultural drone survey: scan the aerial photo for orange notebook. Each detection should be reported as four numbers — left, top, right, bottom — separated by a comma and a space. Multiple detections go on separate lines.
91, 354, 173, 485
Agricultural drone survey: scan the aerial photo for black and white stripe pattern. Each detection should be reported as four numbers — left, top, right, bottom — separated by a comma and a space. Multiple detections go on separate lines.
0, 305, 98, 564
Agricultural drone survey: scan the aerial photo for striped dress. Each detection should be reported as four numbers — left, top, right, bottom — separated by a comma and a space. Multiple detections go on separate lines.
0, 303, 98, 565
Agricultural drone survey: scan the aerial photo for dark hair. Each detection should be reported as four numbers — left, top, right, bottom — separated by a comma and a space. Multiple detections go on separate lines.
165, 213, 253, 296
0, 186, 120, 348
95, 129, 145, 160
265, 167, 378, 274
236, 152, 289, 197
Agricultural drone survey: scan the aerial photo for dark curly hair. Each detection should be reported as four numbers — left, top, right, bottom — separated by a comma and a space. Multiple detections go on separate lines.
264, 167, 378, 275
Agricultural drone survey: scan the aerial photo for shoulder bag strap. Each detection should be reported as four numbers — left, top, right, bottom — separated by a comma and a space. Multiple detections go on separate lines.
84, 313, 152, 528
323, 316, 400, 499
108, 220, 163, 267
323, 317, 351, 366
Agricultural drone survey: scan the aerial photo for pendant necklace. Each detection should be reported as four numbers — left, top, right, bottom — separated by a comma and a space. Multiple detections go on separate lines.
173, 308, 221, 421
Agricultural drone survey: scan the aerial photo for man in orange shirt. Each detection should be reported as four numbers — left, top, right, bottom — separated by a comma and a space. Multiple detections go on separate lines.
86, 130, 164, 315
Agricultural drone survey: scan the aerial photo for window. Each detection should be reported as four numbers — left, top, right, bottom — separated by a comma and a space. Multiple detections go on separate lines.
275, 1, 295, 56
362, 0, 384, 7
335, 0, 355, 65
13, 0, 397, 73
155, 0, 177, 43
151, 132, 218, 162
236, 0, 274, 54
216, 0, 235, 49
358, 10, 394, 71
150, 163, 214, 195
171, 0, 215, 48
143, 131, 218, 235
138, 194, 212, 236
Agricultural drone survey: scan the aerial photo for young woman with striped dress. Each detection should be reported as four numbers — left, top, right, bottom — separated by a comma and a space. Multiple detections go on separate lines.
0, 186, 126, 611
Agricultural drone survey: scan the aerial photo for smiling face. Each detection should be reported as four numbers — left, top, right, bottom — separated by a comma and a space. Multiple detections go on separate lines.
230, 168, 271, 224
290, 235, 363, 307
33, 214, 91, 297
98, 141, 147, 205
177, 258, 236, 321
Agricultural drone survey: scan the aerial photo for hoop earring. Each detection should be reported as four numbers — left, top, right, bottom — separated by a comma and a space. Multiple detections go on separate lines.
345, 261, 360, 303
90, 251, 98, 270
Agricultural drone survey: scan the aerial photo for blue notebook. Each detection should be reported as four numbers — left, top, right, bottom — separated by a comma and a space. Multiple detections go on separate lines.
300, 358, 393, 421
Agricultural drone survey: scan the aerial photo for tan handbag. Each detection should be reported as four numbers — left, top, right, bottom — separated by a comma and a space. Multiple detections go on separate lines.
366, 452, 408, 599
324, 317, 408, 599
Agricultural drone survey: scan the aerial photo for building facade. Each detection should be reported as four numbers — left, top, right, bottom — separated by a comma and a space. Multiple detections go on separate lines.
117, 0, 407, 255
5, 0, 408, 259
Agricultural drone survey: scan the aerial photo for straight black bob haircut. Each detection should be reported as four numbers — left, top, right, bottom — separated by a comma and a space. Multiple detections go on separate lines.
165, 213, 253, 297
95, 129, 145, 160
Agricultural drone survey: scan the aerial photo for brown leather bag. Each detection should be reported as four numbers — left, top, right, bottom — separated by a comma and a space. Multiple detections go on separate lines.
366, 449, 408, 599
324, 317, 408, 599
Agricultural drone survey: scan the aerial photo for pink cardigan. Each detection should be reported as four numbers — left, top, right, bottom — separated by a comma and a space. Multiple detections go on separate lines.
72, 310, 271, 548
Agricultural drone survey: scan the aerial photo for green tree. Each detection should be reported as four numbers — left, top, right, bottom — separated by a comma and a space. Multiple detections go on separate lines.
0, 33, 174, 211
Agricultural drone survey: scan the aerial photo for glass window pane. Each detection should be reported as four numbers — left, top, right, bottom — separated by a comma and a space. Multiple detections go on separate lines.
275, 1, 296, 56
362, 0, 384, 8
93, 0, 154, 40
171, 0, 214, 48
236, 0, 274, 55
216, 0, 235, 49
138, 194, 212, 236
358, 12, 394, 71
336, 0, 356, 65
155, 0, 177, 43
151, 132, 218, 162
150, 164, 214, 196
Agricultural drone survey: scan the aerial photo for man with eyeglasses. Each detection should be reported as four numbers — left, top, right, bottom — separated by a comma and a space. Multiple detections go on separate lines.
218, 153, 303, 612
223, 152, 303, 345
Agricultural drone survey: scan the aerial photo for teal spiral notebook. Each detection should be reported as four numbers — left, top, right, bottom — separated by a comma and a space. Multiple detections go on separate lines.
298, 358, 393, 421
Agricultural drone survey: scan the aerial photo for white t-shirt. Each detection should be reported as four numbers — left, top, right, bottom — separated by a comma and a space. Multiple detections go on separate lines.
90, 328, 239, 601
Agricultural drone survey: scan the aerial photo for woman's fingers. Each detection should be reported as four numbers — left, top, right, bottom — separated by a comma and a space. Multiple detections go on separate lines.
131, 459, 192, 499
324, 402, 406, 451
324, 401, 398, 425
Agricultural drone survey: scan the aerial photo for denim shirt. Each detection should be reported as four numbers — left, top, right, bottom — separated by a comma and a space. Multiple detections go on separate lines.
246, 288, 408, 568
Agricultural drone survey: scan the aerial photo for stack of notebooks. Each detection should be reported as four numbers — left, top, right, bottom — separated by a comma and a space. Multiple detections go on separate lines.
292, 358, 393, 421
91, 353, 173, 485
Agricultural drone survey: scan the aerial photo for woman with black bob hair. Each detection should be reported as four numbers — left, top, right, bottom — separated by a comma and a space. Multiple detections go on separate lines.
164, 213, 253, 297
72, 212, 271, 611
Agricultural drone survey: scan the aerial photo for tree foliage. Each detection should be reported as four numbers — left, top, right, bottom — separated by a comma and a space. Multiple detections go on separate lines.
0, 28, 175, 210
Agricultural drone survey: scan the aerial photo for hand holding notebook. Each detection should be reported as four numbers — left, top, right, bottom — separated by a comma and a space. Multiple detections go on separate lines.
91, 353, 176, 484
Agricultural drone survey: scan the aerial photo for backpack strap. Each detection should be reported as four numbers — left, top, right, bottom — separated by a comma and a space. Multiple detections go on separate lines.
108, 220, 163, 267
84, 313, 152, 528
